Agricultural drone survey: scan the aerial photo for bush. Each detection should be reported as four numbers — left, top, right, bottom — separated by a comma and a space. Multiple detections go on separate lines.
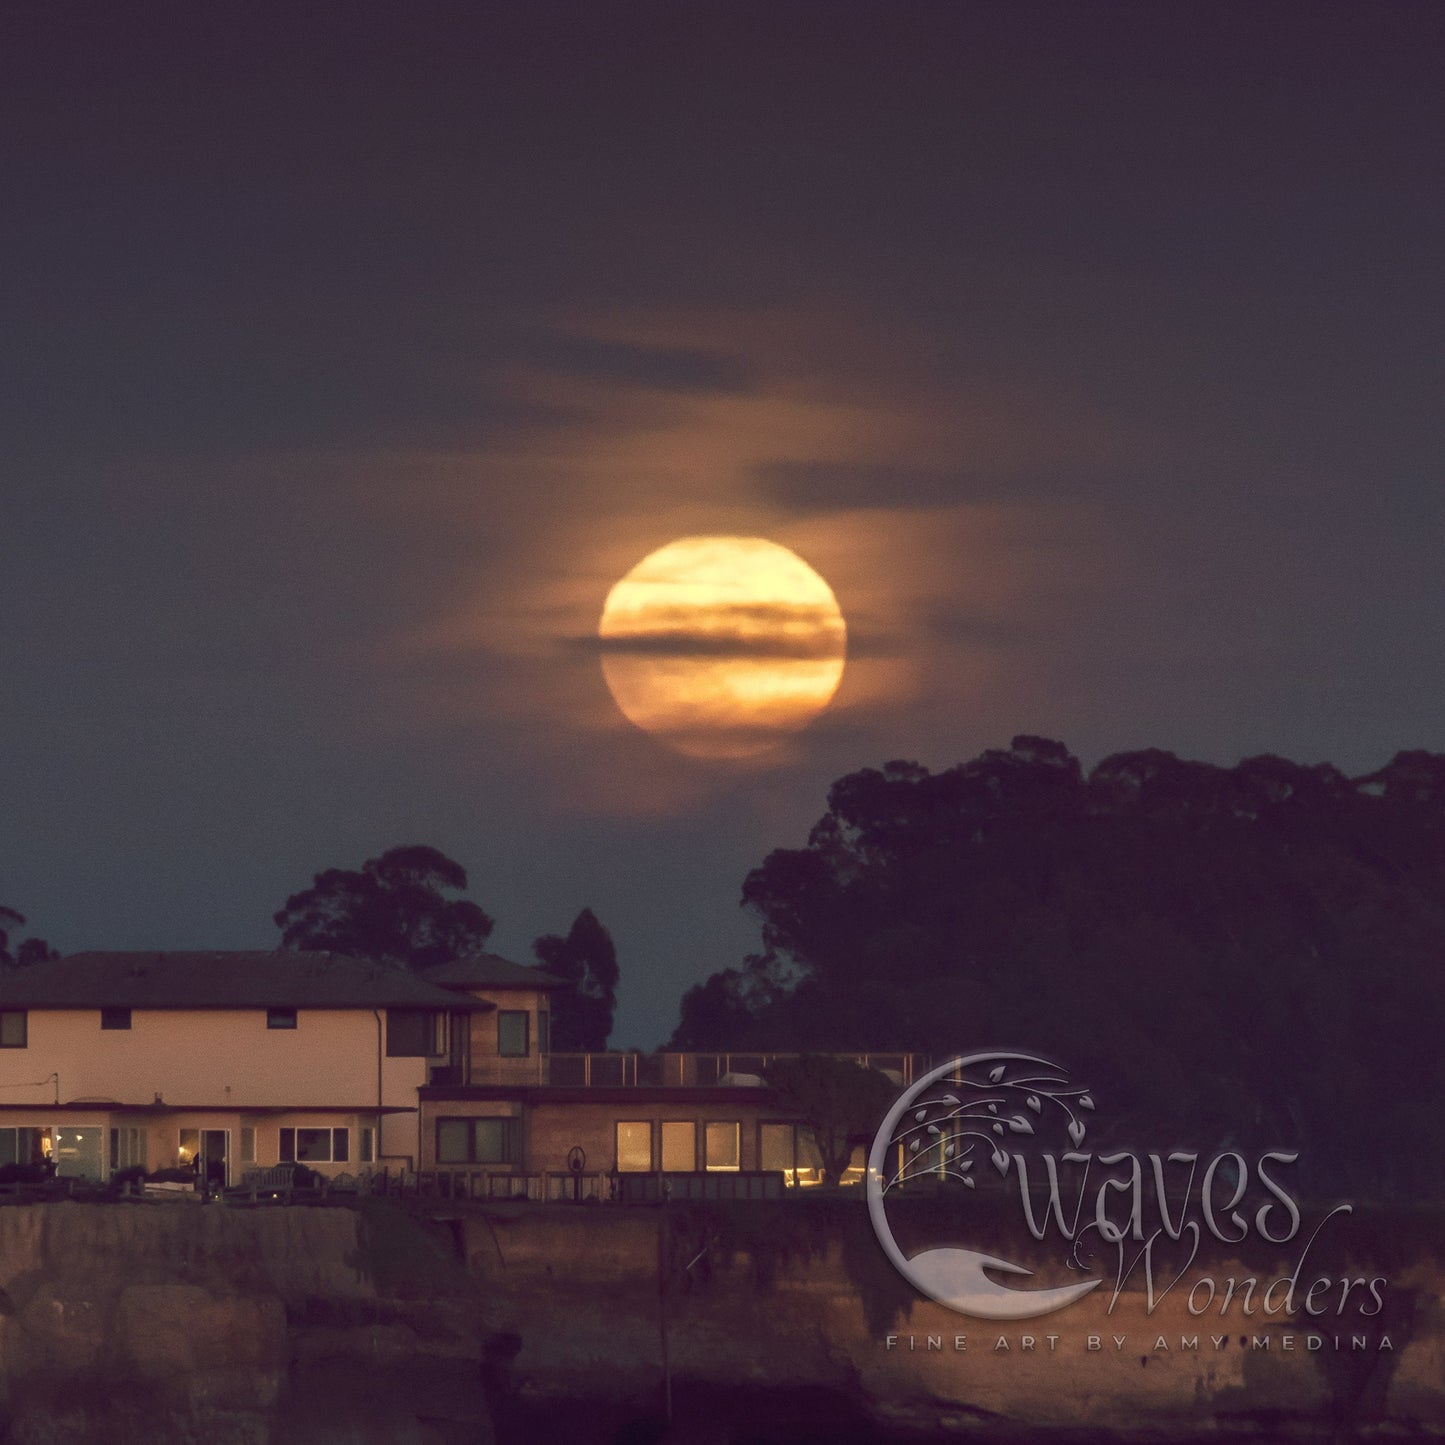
0, 1163, 48, 1185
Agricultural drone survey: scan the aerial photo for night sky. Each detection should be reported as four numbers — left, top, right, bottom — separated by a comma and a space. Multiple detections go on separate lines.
2, 4, 1442, 1046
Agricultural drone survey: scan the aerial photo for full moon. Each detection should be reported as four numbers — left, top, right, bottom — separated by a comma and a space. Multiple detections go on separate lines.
598, 536, 848, 759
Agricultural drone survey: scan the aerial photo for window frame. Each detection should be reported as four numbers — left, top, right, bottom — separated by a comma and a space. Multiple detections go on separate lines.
434, 1116, 520, 1166
704, 1120, 741, 1172
496, 1010, 529, 1058
760, 1121, 824, 1186
100, 1007, 132, 1031
615, 1119, 653, 1173
266, 1007, 297, 1030
660, 1120, 696, 1172
279, 1127, 348, 1164
0, 1011, 27, 1048
386, 1008, 446, 1057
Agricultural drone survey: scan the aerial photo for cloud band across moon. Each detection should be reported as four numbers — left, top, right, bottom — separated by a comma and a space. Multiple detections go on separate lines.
596, 536, 848, 759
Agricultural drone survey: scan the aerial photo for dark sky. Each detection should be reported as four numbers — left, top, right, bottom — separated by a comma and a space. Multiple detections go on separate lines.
2, 3, 1442, 1045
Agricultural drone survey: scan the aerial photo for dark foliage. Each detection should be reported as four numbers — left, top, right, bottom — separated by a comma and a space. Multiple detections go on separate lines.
273, 845, 494, 970
0, 905, 57, 969
533, 907, 619, 1051
762, 1055, 896, 1186
676, 737, 1445, 1198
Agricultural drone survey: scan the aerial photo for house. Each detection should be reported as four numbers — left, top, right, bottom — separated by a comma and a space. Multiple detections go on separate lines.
413, 957, 918, 1198
417, 953, 562, 1087
0, 947, 920, 1198
0, 951, 487, 1183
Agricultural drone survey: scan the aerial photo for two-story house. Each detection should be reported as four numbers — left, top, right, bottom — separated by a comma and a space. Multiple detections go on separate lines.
0, 948, 919, 1198
0, 950, 487, 1183
413, 955, 916, 1198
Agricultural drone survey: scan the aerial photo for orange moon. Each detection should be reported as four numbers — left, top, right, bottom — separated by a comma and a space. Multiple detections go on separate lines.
598, 536, 848, 758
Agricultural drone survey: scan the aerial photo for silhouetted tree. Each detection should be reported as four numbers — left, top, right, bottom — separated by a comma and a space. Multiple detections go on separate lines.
533, 908, 618, 1051
273, 845, 494, 969
681, 737, 1445, 1197
763, 1055, 896, 1186
0, 906, 56, 969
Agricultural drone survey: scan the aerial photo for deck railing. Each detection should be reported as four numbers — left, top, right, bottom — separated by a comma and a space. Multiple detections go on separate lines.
541, 1051, 918, 1088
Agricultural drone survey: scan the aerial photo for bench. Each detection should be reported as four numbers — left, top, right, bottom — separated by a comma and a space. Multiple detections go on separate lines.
235, 1164, 296, 1202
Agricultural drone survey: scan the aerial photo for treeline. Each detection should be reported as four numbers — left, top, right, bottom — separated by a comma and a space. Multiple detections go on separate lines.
5, 845, 621, 1051
674, 737, 1445, 1198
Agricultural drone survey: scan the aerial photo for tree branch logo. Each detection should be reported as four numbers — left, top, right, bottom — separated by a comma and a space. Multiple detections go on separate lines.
867, 1052, 1382, 1325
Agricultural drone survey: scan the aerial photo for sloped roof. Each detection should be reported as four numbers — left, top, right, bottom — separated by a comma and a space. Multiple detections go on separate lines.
0, 952, 488, 1011
420, 953, 565, 991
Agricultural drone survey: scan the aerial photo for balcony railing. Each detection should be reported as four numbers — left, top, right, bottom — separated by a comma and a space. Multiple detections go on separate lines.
541, 1051, 919, 1088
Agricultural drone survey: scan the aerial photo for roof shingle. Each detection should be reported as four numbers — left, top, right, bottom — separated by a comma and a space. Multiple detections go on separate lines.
0, 951, 488, 1011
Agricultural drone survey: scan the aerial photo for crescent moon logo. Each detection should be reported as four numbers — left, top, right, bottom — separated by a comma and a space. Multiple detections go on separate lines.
866, 1052, 1102, 1321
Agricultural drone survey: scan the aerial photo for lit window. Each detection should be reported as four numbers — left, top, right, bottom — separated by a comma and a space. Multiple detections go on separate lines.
101, 1007, 132, 1030
497, 1011, 529, 1057
0, 1127, 46, 1164
704, 1121, 740, 1171
661, 1121, 695, 1172
266, 1008, 297, 1030
760, 1123, 792, 1174
760, 1123, 825, 1186
0, 1011, 27, 1048
615, 1120, 652, 1172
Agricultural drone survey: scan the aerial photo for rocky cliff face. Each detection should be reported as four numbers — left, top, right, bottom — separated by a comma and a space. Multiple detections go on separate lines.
0, 1201, 489, 1444
0, 1198, 1439, 1443
465, 1201, 1445, 1440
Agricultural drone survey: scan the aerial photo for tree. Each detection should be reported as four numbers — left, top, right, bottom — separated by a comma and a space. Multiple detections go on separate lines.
763, 1055, 897, 1187
273, 845, 494, 969
0, 906, 56, 969
533, 908, 618, 1051
679, 737, 1445, 1197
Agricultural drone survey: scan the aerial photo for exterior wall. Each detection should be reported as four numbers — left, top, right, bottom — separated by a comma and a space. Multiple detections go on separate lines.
0, 1107, 382, 1184
0, 1007, 428, 1114
460, 987, 549, 1086
419, 1093, 798, 1175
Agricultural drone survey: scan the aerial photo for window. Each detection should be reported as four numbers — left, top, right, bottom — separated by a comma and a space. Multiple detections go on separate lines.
386, 1009, 445, 1057
240, 1128, 255, 1164
615, 1120, 652, 1172
101, 1007, 132, 1030
435, 1117, 520, 1165
0, 1127, 47, 1166
761, 1123, 824, 1186
109, 1126, 147, 1171
179, 1129, 228, 1183
0, 1011, 26, 1048
661, 1121, 695, 1172
266, 1008, 297, 1030
497, 1011, 529, 1058
704, 1121, 740, 1171
279, 1127, 349, 1163
360, 1127, 374, 1163
537, 1009, 550, 1055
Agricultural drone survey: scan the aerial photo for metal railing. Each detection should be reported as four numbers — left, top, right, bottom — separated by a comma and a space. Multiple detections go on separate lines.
541, 1051, 918, 1088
